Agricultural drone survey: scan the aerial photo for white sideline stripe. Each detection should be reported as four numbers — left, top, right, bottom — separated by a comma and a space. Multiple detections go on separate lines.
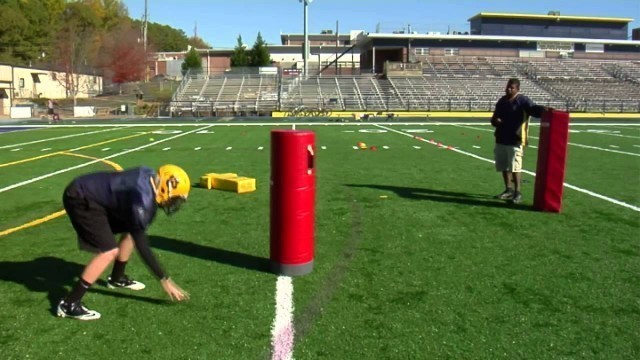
271, 276, 295, 360
0, 126, 44, 135
455, 125, 640, 157
0, 125, 214, 194
0, 127, 122, 149
1, 122, 640, 129
375, 124, 640, 212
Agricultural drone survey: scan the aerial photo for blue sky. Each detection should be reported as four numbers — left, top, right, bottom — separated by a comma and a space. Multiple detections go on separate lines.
122, 0, 640, 48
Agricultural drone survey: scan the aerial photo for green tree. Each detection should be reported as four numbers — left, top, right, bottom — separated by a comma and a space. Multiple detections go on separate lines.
250, 32, 271, 67
139, 21, 189, 52
230, 35, 249, 67
52, 1, 101, 104
88, 0, 128, 31
0, 0, 57, 64
181, 47, 202, 75
188, 35, 210, 49
0, 4, 29, 63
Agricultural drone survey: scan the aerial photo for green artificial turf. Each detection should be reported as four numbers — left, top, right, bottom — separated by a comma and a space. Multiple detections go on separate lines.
0, 120, 638, 359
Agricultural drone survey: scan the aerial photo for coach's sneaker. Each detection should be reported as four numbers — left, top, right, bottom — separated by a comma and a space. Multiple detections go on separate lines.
56, 300, 101, 320
107, 275, 146, 290
511, 192, 523, 204
495, 188, 514, 200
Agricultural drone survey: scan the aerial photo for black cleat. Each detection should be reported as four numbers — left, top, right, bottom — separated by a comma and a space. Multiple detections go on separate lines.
107, 275, 146, 290
56, 300, 101, 320
495, 189, 515, 200
511, 192, 523, 204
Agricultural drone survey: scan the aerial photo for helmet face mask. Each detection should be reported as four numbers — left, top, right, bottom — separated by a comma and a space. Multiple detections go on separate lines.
155, 165, 190, 215
159, 195, 186, 215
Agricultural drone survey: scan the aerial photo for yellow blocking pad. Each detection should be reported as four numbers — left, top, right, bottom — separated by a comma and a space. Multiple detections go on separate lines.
214, 176, 256, 194
200, 173, 237, 189
200, 173, 256, 193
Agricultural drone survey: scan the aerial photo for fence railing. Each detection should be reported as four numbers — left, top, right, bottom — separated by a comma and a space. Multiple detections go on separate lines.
165, 97, 640, 116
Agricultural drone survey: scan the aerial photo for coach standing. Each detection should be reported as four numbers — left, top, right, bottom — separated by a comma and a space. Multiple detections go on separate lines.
491, 78, 549, 204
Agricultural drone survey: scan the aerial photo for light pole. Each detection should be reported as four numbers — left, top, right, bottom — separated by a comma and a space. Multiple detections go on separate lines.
315, 45, 322, 76
143, 0, 149, 82
300, 0, 313, 78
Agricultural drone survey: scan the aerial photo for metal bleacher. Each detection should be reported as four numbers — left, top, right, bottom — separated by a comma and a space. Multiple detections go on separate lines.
172, 73, 278, 115
171, 58, 640, 115
521, 58, 640, 111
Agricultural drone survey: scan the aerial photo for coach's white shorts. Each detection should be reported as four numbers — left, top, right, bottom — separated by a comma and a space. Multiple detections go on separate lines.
494, 144, 523, 172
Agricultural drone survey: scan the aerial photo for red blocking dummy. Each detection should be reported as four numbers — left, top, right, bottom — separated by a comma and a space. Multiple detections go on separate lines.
270, 130, 316, 276
534, 110, 570, 213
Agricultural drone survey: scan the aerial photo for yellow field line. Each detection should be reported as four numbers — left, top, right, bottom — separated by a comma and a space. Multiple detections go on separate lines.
61, 152, 124, 171
0, 153, 123, 238
0, 210, 67, 237
0, 132, 147, 169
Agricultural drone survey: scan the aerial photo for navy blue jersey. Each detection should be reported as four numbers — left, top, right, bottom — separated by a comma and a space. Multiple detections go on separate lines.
491, 94, 545, 146
73, 167, 158, 231
70, 167, 166, 279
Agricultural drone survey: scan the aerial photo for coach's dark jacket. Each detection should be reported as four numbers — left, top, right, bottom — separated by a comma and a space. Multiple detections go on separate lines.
491, 94, 545, 146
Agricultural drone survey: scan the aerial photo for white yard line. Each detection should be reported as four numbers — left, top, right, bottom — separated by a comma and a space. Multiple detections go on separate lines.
0, 125, 213, 194
585, 132, 640, 140
566, 142, 639, 156
454, 124, 640, 157
376, 124, 640, 212
0, 127, 123, 149
271, 276, 295, 360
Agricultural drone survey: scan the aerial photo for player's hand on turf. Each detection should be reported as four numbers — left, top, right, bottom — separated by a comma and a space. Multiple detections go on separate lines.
161, 277, 190, 301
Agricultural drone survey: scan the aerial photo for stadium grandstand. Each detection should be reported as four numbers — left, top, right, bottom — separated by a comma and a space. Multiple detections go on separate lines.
165, 11, 640, 116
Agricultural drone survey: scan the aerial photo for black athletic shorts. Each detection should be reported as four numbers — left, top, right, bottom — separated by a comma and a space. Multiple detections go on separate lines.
47, 108, 54, 115
62, 182, 117, 253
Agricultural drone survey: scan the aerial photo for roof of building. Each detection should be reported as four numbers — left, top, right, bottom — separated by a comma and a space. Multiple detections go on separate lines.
358, 33, 640, 46
280, 34, 351, 41
468, 12, 633, 23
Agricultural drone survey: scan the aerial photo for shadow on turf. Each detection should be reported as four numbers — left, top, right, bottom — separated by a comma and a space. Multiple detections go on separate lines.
346, 184, 535, 211
0, 256, 166, 316
150, 235, 272, 274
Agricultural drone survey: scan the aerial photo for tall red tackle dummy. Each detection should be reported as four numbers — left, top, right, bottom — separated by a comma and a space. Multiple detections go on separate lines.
534, 110, 570, 213
270, 130, 316, 276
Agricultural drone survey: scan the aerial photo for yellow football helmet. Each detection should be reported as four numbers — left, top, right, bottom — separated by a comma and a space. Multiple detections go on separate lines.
155, 164, 190, 214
